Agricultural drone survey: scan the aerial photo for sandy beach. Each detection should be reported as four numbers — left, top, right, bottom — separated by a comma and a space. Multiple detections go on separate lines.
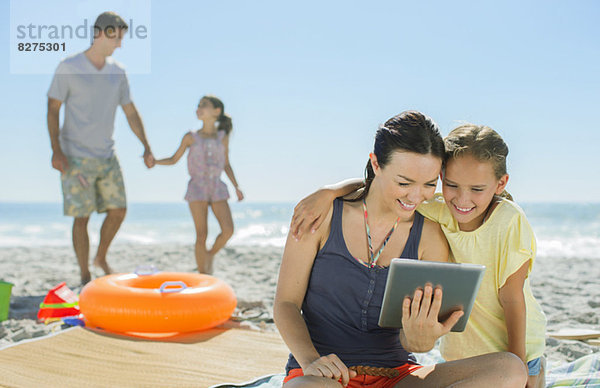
1, 243, 598, 368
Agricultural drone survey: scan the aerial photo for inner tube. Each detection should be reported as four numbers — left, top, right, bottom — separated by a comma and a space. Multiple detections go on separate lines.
79, 272, 237, 334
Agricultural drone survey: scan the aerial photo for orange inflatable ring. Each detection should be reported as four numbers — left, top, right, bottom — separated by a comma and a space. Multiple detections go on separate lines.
79, 272, 237, 334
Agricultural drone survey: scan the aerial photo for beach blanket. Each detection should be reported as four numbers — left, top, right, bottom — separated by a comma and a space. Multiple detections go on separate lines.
0, 326, 288, 387
2, 325, 598, 387
210, 374, 285, 388
546, 353, 600, 387
211, 351, 600, 388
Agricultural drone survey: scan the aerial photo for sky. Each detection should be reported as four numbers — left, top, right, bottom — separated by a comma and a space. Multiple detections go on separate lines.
1, 0, 599, 203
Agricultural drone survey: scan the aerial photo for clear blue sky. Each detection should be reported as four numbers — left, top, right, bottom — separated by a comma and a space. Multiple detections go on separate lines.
1, 0, 599, 203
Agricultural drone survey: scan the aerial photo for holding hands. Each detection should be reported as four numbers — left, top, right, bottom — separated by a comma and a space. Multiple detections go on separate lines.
401, 284, 464, 353
143, 148, 155, 168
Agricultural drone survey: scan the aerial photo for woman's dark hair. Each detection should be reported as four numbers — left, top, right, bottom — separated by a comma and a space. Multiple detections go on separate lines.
352, 111, 445, 201
202, 95, 233, 134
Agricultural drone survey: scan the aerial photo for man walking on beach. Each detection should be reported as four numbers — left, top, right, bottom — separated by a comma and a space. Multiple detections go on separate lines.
46, 11, 154, 284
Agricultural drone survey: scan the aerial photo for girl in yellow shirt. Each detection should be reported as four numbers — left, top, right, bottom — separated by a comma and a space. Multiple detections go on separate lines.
291, 124, 547, 388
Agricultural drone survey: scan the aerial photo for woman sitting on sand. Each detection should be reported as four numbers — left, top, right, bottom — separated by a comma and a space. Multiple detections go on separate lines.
273, 111, 527, 387
291, 123, 547, 387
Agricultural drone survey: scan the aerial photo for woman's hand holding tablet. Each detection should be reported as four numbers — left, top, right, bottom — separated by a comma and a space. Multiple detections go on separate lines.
400, 284, 465, 353
379, 259, 485, 334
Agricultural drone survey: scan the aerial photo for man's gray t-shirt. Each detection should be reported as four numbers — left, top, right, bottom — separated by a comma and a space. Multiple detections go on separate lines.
47, 52, 132, 159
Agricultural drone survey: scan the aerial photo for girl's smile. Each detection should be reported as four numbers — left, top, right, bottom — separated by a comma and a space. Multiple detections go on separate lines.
442, 154, 508, 231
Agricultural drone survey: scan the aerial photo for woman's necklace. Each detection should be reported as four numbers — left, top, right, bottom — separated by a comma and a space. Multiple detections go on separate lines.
362, 198, 401, 268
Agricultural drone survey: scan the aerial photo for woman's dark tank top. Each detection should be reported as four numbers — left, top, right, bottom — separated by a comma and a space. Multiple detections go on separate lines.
286, 198, 425, 372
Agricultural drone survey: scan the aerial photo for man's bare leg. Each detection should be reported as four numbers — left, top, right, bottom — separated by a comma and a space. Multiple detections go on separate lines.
73, 217, 91, 284
93, 208, 126, 274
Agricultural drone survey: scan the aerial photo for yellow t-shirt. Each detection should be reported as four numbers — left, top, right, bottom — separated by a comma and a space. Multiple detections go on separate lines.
418, 193, 546, 362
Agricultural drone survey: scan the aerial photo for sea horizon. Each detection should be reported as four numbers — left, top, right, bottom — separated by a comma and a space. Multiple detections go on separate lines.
1, 201, 599, 261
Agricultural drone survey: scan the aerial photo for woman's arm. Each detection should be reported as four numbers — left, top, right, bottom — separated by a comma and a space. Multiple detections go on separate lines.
273, 232, 322, 368
291, 178, 364, 239
155, 133, 193, 165
222, 134, 244, 201
498, 260, 529, 366
273, 208, 356, 385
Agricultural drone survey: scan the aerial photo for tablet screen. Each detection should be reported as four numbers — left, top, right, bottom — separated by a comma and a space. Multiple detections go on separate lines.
378, 259, 485, 332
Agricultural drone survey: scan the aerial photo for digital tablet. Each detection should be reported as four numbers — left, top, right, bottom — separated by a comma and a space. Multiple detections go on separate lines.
378, 259, 485, 332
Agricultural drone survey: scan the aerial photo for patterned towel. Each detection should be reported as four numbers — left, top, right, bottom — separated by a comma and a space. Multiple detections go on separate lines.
210, 374, 284, 388
546, 353, 600, 388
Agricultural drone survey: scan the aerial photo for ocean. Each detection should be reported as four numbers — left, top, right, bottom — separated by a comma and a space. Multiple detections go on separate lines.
1, 202, 599, 260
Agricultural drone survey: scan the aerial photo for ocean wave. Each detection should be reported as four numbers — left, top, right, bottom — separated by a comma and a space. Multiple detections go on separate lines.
1, 201, 599, 256
537, 236, 600, 260
228, 224, 288, 247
